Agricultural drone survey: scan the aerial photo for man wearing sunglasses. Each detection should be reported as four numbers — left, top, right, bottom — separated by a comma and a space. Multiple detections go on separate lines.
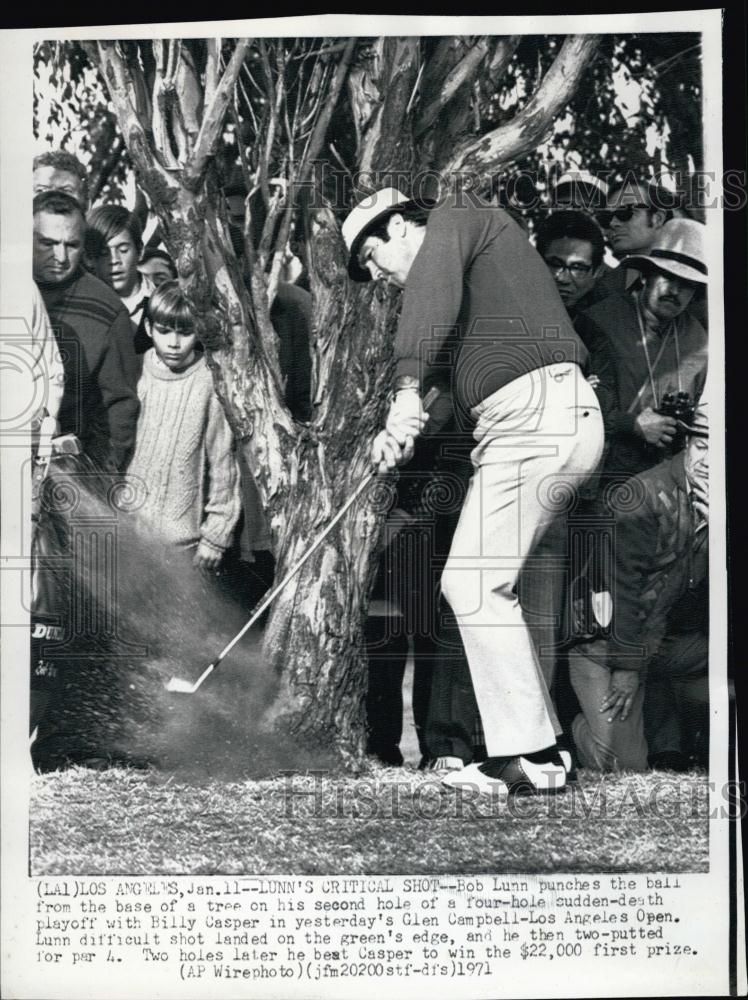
592, 179, 674, 303
597, 181, 672, 256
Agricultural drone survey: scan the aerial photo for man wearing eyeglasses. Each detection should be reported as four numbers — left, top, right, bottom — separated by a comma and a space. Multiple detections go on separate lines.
535, 210, 617, 418
530, 210, 617, 695
536, 209, 606, 319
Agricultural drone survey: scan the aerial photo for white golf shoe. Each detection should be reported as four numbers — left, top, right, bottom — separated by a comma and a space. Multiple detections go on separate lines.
441, 754, 567, 796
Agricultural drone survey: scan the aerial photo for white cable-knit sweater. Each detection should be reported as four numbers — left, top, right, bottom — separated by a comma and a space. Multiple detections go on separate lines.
127, 349, 241, 551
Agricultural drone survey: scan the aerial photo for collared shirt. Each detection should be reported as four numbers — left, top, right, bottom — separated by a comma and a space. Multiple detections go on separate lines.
120, 272, 156, 330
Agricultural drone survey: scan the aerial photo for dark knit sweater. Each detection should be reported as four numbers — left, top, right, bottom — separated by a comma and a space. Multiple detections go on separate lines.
38, 267, 140, 471
394, 195, 588, 412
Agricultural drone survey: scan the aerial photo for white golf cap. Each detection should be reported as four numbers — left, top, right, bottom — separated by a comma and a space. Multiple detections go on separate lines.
341, 187, 428, 282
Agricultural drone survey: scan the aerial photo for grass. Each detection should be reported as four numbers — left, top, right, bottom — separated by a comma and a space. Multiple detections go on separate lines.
30, 764, 709, 875
30, 642, 710, 876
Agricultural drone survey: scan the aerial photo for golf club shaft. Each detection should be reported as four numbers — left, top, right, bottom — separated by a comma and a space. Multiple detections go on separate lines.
208, 469, 377, 669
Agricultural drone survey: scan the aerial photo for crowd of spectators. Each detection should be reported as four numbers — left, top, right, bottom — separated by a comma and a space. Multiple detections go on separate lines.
28, 151, 710, 787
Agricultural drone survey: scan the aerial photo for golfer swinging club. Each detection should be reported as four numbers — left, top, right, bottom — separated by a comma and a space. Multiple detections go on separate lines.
342, 187, 604, 796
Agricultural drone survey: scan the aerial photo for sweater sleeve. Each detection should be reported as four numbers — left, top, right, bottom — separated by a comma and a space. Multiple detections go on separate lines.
200, 392, 242, 551
394, 203, 485, 384
98, 306, 141, 470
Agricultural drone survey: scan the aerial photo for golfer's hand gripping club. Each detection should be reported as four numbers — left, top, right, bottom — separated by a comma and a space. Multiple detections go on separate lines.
386, 387, 429, 442
372, 385, 438, 473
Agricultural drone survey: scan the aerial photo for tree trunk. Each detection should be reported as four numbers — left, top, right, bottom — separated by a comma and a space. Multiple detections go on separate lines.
251, 206, 400, 761
257, 495, 379, 761
89, 34, 599, 765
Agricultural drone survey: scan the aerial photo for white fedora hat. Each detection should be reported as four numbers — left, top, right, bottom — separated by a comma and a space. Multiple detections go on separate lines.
341, 187, 432, 282
623, 218, 708, 284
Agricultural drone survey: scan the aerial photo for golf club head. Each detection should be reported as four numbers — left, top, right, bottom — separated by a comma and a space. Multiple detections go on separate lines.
164, 677, 199, 694
164, 662, 215, 694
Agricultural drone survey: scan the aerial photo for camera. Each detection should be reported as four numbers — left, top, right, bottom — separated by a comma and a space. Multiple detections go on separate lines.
656, 391, 695, 451
657, 391, 695, 425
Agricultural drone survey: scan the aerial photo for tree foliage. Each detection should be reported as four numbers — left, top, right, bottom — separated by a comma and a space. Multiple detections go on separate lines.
35, 33, 703, 213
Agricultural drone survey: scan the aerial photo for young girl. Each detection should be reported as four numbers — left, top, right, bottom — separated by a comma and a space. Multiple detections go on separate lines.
126, 281, 240, 573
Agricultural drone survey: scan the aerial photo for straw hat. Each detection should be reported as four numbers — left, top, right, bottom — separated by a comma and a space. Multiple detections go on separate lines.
623, 218, 708, 285
341, 188, 432, 282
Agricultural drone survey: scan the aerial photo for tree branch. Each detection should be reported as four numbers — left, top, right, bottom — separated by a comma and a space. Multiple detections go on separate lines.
420, 37, 463, 97
486, 35, 522, 86
89, 41, 176, 185
182, 38, 251, 190
174, 44, 204, 145
441, 34, 601, 178
355, 37, 420, 181
298, 38, 357, 186
414, 36, 491, 138
204, 37, 222, 108
151, 41, 181, 169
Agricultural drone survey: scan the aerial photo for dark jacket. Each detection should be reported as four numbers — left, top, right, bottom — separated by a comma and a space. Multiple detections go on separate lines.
38, 267, 140, 471
579, 291, 707, 480
601, 454, 707, 672
572, 311, 618, 429
586, 262, 630, 305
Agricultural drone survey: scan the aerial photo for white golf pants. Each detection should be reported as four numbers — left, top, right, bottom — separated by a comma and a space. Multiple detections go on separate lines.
441, 362, 604, 757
